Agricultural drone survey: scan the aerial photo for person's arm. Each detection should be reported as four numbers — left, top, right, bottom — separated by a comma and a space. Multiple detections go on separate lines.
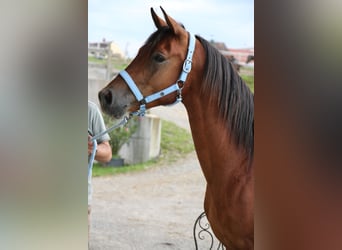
88, 135, 112, 163
94, 141, 112, 163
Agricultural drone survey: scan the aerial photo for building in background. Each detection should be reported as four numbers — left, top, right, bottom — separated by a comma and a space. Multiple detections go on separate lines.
211, 41, 254, 67
88, 38, 125, 59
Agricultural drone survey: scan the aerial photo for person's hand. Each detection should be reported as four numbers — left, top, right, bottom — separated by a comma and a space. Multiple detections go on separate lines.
88, 135, 94, 156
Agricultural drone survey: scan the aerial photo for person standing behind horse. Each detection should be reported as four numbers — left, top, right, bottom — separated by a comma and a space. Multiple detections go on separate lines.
88, 100, 112, 238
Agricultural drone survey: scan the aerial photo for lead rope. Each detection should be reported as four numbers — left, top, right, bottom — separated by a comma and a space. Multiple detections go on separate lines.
88, 114, 131, 184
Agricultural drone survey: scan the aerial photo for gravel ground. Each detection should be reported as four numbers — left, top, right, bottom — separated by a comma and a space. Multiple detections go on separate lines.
89, 105, 211, 250
89, 152, 206, 250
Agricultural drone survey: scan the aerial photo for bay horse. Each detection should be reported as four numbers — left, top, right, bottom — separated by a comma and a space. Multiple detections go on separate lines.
98, 7, 254, 249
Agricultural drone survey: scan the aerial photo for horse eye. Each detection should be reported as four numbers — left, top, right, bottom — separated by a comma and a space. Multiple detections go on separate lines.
153, 53, 165, 63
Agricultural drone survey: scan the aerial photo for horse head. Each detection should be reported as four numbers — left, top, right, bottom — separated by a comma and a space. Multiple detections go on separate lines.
98, 7, 194, 119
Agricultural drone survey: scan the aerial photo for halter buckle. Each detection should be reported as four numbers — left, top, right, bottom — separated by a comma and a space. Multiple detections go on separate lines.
183, 59, 192, 73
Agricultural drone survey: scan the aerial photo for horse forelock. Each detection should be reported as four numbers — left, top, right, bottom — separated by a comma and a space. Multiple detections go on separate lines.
143, 24, 187, 54
196, 35, 254, 162
143, 27, 173, 54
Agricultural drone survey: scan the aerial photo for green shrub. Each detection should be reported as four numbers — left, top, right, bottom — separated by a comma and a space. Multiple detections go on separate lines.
102, 114, 138, 156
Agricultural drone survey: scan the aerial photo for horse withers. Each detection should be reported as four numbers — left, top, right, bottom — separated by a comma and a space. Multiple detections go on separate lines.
98, 7, 254, 249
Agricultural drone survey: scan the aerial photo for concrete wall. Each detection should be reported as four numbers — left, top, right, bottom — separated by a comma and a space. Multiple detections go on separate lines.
88, 64, 119, 106
88, 78, 108, 106
119, 114, 161, 165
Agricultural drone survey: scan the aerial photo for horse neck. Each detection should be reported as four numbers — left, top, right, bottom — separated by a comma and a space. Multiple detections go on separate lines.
183, 92, 249, 185
180, 40, 251, 184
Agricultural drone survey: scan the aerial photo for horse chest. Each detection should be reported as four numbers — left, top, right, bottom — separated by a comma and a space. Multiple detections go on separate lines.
203, 166, 254, 249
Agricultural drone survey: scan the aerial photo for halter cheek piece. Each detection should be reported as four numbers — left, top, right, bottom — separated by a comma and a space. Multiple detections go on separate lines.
119, 32, 196, 116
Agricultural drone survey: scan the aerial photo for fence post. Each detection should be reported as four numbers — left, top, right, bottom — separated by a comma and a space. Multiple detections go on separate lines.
119, 114, 161, 164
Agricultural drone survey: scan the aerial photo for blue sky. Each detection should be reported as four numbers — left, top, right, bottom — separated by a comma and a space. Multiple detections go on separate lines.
88, 0, 254, 58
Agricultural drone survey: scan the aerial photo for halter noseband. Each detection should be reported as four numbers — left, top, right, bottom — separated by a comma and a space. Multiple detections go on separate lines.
119, 32, 196, 116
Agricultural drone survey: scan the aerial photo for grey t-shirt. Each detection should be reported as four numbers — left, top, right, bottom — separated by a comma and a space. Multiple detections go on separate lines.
88, 101, 110, 143
88, 101, 110, 205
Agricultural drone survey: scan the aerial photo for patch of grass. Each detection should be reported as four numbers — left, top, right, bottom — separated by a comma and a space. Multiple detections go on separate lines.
88, 56, 105, 64
92, 158, 159, 177
112, 62, 129, 71
88, 56, 129, 70
241, 74, 254, 93
92, 120, 194, 177
159, 120, 195, 163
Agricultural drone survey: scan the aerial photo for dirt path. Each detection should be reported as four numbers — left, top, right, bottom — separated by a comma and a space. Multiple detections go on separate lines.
89, 152, 206, 250
89, 105, 208, 249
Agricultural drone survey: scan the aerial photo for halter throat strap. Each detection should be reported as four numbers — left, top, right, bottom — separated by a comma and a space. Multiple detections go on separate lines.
119, 32, 196, 116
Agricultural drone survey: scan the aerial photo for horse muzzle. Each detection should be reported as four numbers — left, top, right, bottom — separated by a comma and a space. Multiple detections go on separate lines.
98, 88, 130, 119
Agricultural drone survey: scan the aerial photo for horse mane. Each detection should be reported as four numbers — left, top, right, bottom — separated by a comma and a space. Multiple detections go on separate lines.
196, 35, 254, 161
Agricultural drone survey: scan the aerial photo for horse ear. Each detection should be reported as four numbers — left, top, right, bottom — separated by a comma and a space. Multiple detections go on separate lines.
160, 7, 185, 36
151, 7, 167, 29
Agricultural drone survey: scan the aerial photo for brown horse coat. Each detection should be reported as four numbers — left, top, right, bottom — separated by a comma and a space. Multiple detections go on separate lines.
99, 8, 254, 249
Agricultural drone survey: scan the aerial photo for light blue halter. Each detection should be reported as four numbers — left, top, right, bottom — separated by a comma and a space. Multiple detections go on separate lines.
119, 32, 196, 116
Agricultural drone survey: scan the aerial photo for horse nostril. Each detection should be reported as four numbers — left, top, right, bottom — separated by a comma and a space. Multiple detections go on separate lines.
104, 91, 112, 105
98, 89, 113, 106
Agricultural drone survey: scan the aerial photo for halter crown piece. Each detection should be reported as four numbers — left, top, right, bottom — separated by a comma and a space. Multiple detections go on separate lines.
119, 32, 196, 116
